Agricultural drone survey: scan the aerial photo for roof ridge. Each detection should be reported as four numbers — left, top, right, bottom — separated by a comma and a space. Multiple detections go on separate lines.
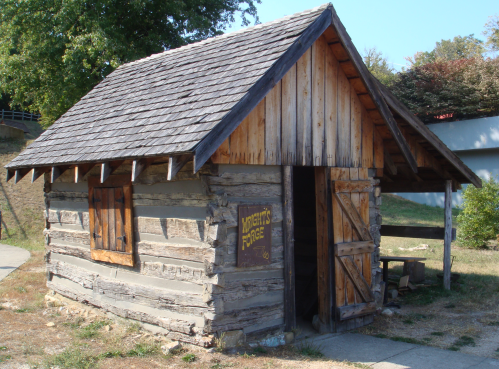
119, 4, 331, 70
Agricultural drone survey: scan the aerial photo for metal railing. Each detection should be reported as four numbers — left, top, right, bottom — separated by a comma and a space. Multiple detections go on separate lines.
1, 110, 40, 122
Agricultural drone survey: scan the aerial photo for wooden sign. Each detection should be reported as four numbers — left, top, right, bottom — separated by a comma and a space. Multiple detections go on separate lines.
237, 205, 272, 267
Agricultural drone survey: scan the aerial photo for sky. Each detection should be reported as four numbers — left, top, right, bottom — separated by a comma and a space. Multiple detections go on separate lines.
228, 0, 498, 71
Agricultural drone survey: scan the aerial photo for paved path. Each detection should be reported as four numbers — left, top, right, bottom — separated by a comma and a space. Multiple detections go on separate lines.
0, 244, 30, 281
300, 333, 499, 369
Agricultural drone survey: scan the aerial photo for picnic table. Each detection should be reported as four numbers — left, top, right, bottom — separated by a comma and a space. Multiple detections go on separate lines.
380, 256, 427, 304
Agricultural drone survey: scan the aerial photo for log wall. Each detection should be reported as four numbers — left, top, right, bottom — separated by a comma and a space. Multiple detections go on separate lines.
44, 161, 285, 344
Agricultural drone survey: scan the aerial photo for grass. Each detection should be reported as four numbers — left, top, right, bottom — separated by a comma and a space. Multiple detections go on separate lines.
74, 320, 112, 339
182, 353, 197, 362
380, 194, 499, 308
297, 342, 324, 358
390, 337, 426, 345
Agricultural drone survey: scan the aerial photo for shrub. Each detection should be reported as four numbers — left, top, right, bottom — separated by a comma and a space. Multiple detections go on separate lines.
457, 177, 499, 248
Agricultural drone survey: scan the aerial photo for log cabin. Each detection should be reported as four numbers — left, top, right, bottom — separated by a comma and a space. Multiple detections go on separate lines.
6, 4, 481, 346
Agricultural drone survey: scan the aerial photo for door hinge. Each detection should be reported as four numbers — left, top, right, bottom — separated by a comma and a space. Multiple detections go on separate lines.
92, 196, 101, 204
116, 195, 125, 204
117, 235, 126, 245
92, 232, 101, 239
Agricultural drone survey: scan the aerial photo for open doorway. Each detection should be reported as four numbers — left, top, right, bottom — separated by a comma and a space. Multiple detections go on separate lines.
293, 166, 318, 324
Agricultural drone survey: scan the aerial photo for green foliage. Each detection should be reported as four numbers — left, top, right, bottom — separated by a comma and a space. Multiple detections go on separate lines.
126, 343, 159, 357
0, 0, 259, 127
484, 15, 499, 52
297, 342, 324, 358
457, 177, 499, 249
406, 35, 485, 67
181, 353, 197, 362
363, 47, 396, 86
43, 347, 99, 369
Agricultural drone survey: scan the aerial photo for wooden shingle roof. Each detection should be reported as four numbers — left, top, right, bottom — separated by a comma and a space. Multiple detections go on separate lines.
7, 4, 330, 169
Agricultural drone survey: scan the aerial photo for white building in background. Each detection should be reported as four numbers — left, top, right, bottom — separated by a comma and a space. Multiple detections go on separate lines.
399, 116, 499, 208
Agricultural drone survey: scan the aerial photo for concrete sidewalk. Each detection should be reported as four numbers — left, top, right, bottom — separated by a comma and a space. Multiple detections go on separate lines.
0, 243, 30, 281
300, 333, 499, 369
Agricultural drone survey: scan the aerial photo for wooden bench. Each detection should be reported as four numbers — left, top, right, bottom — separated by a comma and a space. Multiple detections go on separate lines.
380, 256, 427, 304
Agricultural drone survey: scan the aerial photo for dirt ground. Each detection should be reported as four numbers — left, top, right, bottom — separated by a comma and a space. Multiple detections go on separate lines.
0, 253, 357, 369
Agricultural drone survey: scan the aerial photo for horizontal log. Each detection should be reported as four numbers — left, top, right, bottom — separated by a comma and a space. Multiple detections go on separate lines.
381, 181, 448, 193
214, 278, 284, 302
48, 210, 89, 227
141, 262, 206, 285
133, 192, 217, 207
206, 303, 284, 332
209, 183, 282, 197
45, 229, 90, 246
208, 202, 282, 228
137, 241, 220, 264
135, 217, 224, 245
47, 280, 214, 346
47, 191, 88, 202
334, 241, 374, 256
380, 225, 456, 240
334, 180, 373, 193
47, 243, 92, 260
206, 172, 281, 186
336, 302, 376, 321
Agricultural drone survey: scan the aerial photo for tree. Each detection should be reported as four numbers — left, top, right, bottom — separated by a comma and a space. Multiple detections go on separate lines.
406, 34, 485, 66
457, 177, 499, 249
484, 15, 499, 52
0, 0, 259, 127
363, 47, 396, 86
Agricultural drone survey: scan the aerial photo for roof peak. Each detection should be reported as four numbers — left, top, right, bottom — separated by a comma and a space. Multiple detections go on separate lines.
120, 4, 331, 69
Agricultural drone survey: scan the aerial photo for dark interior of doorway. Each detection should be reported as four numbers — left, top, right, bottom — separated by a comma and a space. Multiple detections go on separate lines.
293, 166, 318, 323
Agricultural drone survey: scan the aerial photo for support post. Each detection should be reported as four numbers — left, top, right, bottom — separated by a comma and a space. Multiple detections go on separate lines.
282, 165, 296, 331
443, 180, 452, 290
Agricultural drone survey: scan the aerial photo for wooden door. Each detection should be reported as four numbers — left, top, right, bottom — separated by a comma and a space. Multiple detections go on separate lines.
331, 168, 376, 329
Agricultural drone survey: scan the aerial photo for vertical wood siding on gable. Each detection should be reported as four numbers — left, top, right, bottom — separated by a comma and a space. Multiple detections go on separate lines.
211, 36, 382, 169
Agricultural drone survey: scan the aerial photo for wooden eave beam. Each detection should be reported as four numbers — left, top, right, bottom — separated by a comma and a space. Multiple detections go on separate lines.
32, 167, 50, 183
381, 180, 449, 193
75, 163, 95, 183
329, 6, 418, 173
193, 7, 333, 173
383, 148, 397, 176
375, 80, 481, 188
100, 160, 124, 183
51, 166, 71, 183
168, 154, 191, 181
132, 158, 154, 182
8, 168, 31, 183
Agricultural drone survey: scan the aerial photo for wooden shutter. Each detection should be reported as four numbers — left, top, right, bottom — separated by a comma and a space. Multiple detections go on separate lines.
88, 175, 134, 267
331, 168, 376, 322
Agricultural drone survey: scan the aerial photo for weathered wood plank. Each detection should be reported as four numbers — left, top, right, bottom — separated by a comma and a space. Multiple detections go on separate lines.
337, 68, 351, 167
349, 168, 363, 304
373, 128, 384, 169
312, 37, 326, 166
193, 7, 332, 172
334, 180, 373, 193
265, 81, 282, 165
336, 301, 376, 321
325, 44, 338, 166
330, 8, 418, 172
229, 115, 248, 164
296, 48, 312, 166
361, 109, 374, 168
281, 64, 297, 165
32, 167, 49, 183
338, 255, 375, 302
350, 89, 362, 167
334, 193, 372, 241
335, 241, 374, 256
211, 137, 230, 164
282, 166, 296, 331
247, 99, 265, 165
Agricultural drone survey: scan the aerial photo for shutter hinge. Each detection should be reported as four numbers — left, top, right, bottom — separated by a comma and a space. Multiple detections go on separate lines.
116, 195, 125, 204
93, 232, 101, 239
117, 235, 126, 245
